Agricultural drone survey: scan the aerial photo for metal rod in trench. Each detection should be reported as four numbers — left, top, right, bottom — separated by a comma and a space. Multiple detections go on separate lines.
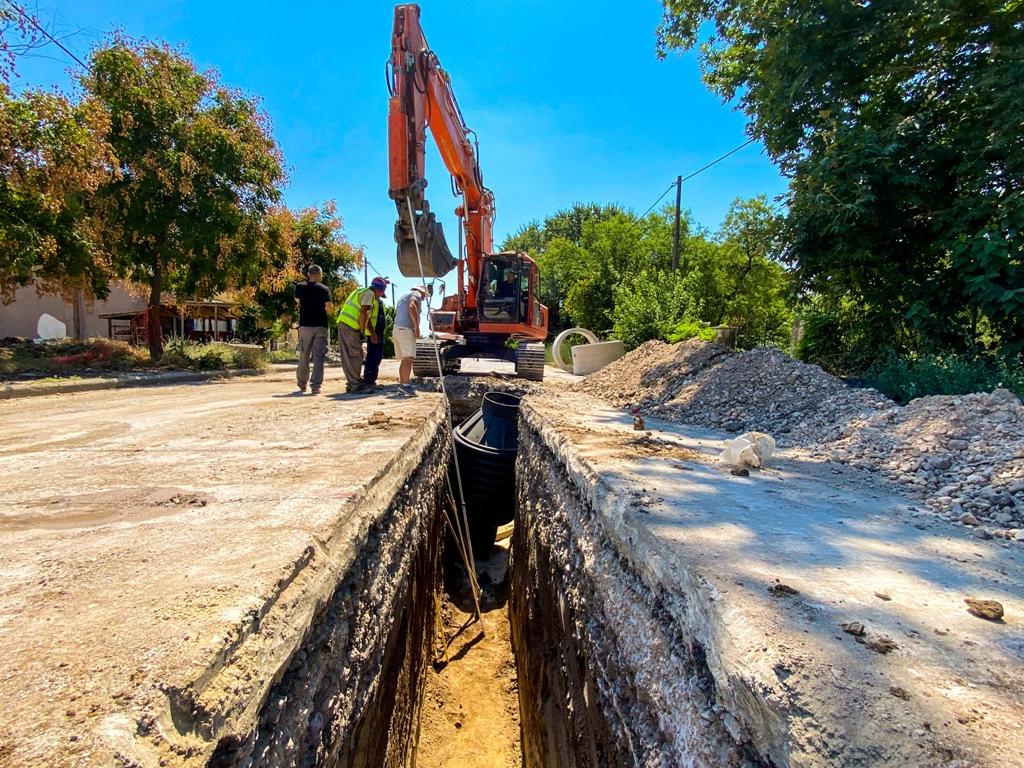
405, 196, 482, 621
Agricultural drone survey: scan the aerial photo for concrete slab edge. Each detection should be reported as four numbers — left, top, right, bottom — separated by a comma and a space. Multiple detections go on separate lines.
519, 398, 788, 765
0, 368, 265, 400
151, 399, 450, 764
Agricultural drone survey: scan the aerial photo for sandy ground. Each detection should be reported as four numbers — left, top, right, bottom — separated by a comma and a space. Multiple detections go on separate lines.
415, 544, 522, 768
0, 370, 446, 766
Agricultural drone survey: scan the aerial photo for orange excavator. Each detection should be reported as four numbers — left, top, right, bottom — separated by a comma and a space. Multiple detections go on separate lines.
387, 3, 548, 380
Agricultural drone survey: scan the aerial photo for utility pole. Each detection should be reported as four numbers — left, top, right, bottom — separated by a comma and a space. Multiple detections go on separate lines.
671, 175, 682, 272
364, 259, 369, 287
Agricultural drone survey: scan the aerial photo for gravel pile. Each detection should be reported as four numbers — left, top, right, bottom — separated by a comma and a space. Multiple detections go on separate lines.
576, 341, 890, 446
821, 389, 1024, 536
574, 338, 731, 407
577, 338, 1024, 540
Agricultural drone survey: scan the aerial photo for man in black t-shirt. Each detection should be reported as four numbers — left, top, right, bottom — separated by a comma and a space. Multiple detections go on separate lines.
294, 265, 334, 394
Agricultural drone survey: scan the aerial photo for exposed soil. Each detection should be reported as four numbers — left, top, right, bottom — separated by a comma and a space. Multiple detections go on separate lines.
415, 545, 521, 768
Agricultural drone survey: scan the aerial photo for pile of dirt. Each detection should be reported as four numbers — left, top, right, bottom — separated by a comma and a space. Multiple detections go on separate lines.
574, 338, 730, 407
577, 338, 1024, 539
821, 388, 1024, 535
576, 341, 890, 446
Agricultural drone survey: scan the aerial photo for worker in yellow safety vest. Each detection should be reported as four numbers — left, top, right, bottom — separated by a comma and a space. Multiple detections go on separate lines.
336, 277, 388, 393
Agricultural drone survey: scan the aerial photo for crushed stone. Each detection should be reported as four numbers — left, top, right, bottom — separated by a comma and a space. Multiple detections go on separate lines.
575, 339, 1024, 536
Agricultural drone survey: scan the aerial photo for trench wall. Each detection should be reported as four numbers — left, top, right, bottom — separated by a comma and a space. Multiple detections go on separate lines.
207, 425, 448, 768
510, 415, 768, 768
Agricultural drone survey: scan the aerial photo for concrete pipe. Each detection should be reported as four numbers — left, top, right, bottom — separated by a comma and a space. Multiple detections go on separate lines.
551, 327, 599, 373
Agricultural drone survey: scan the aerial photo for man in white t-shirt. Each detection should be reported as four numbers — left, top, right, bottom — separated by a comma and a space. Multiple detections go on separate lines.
392, 285, 428, 396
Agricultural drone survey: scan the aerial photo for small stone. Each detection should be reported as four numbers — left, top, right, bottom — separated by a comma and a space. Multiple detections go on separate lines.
730, 466, 750, 477
858, 635, 898, 654
768, 582, 799, 597
874, 591, 892, 601
889, 686, 911, 700
1015, 530, 1024, 542
964, 598, 1004, 621
959, 512, 980, 526
971, 528, 992, 540
841, 621, 866, 636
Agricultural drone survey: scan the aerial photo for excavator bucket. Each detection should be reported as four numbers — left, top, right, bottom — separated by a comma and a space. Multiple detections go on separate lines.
395, 211, 456, 278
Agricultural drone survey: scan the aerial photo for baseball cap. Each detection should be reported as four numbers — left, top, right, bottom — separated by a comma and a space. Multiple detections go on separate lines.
370, 277, 389, 291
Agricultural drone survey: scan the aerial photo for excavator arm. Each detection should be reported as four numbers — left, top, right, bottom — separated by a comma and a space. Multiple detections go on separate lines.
387, 3, 493, 309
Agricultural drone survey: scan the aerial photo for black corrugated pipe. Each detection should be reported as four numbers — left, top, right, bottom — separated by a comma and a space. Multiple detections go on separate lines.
451, 391, 522, 558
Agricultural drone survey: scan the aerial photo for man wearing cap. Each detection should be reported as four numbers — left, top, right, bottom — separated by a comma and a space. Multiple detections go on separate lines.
393, 284, 429, 397
336, 277, 388, 393
362, 277, 391, 393
294, 265, 334, 394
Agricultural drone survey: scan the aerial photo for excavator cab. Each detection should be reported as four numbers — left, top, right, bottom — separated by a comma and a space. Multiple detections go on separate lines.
477, 253, 546, 336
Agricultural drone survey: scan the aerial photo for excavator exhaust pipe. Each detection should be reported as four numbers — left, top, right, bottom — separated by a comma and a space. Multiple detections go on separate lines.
395, 210, 456, 278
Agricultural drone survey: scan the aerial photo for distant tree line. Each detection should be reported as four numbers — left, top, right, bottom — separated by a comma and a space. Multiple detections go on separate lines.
502, 197, 792, 351
0, 33, 361, 358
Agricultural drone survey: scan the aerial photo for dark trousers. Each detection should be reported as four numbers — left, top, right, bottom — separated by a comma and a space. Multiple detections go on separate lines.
363, 313, 386, 386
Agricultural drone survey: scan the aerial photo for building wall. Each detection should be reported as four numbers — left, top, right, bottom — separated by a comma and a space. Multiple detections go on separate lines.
0, 282, 149, 339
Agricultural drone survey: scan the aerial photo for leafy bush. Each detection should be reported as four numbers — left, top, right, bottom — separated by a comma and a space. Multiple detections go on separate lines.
869, 352, 1024, 404
664, 320, 716, 343
796, 298, 905, 375
161, 339, 267, 371
0, 337, 149, 376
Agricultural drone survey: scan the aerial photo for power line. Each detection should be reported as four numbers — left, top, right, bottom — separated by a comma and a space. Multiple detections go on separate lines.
638, 181, 679, 219
680, 137, 757, 183
4, 1, 87, 69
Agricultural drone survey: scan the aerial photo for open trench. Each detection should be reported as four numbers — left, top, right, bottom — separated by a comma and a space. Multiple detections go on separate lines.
208, 381, 765, 768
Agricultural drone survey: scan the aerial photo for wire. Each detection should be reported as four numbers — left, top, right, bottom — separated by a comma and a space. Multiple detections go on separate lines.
638, 181, 678, 220
681, 137, 757, 183
4, 1, 87, 69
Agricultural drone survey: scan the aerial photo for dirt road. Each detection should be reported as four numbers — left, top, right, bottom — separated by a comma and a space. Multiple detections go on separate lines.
0, 373, 446, 766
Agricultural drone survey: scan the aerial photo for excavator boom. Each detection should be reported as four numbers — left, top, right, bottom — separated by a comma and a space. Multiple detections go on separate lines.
388, 3, 493, 305
387, 3, 548, 371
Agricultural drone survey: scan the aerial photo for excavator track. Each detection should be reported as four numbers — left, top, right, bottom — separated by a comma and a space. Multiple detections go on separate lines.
413, 340, 461, 378
514, 342, 546, 381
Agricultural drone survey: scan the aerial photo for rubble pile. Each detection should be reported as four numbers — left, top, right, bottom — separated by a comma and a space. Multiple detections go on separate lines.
650, 347, 891, 446
821, 388, 1024, 536
577, 342, 889, 446
577, 338, 1024, 539
574, 339, 731, 407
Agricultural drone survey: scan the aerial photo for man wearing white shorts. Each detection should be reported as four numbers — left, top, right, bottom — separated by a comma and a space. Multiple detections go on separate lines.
392, 285, 427, 396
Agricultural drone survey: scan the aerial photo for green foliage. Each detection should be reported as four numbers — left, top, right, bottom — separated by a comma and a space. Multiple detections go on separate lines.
657, 0, 1024, 356
84, 39, 285, 359
665, 320, 716, 344
869, 352, 1024, 404
796, 297, 906, 376
161, 338, 267, 370
0, 85, 114, 301
505, 197, 792, 351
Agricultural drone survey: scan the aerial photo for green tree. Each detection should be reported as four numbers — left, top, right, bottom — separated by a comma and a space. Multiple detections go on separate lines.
0, 84, 114, 302
237, 202, 362, 342
85, 39, 285, 358
658, 0, 1024, 357
502, 202, 625, 331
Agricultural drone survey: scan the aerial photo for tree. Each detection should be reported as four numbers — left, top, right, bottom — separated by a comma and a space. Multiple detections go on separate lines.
84, 39, 285, 358
237, 202, 363, 342
0, 84, 113, 302
503, 203, 625, 331
658, 0, 1024, 357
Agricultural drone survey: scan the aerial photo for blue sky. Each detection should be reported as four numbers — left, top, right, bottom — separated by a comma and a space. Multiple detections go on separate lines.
12, 0, 788, 299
